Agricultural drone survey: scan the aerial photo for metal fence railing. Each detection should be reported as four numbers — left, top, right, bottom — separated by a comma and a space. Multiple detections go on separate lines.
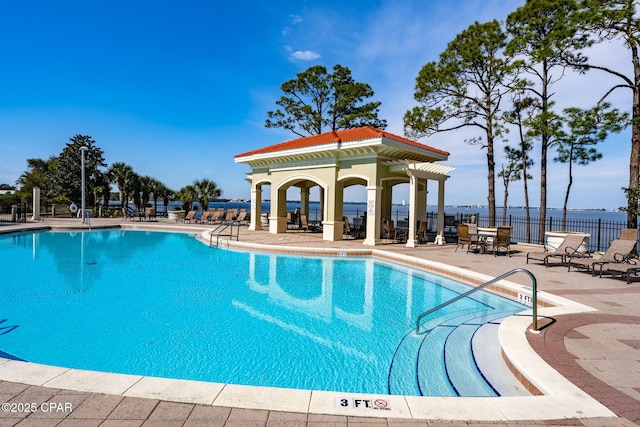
1, 203, 631, 252
478, 214, 628, 252
0, 204, 27, 223
330, 209, 627, 252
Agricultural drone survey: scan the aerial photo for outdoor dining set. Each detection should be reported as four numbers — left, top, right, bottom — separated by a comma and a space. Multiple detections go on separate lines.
455, 223, 512, 256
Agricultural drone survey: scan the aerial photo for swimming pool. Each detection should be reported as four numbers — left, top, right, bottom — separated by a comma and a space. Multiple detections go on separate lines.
0, 229, 527, 396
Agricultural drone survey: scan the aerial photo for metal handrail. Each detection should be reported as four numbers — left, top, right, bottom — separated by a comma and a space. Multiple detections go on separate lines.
208, 222, 240, 247
415, 268, 538, 334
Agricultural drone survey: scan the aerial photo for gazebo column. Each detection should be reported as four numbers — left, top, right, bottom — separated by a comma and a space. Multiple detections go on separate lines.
322, 184, 344, 241
363, 186, 382, 246
411, 180, 428, 246
406, 175, 420, 247
434, 179, 446, 245
249, 185, 262, 231
318, 186, 325, 223
381, 181, 393, 237
269, 185, 288, 234
300, 187, 310, 217
32, 187, 41, 221
417, 185, 427, 223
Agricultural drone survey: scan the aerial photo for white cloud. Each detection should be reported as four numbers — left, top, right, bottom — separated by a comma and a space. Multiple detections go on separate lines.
289, 50, 321, 61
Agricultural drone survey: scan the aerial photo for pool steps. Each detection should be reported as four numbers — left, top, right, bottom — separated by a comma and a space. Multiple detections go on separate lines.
388, 310, 475, 395
389, 310, 525, 397
441, 312, 511, 396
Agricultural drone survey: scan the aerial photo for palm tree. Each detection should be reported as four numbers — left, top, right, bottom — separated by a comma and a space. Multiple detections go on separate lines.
138, 175, 154, 208
192, 179, 222, 211
154, 183, 174, 214
107, 163, 135, 209
177, 185, 197, 211
16, 157, 57, 202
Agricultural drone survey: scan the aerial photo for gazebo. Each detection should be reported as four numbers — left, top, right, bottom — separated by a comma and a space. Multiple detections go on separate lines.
234, 126, 454, 246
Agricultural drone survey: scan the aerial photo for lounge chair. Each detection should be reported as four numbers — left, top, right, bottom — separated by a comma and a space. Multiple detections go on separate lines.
526, 233, 588, 267
181, 210, 196, 223
197, 210, 212, 224
620, 228, 637, 241
486, 226, 512, 256
210, 208, 224, 223
300, 214, 310, 232
592, 259, 640, 282
235, 209, 249, 225
567, 239, 637, 273
224, 209, 237, 222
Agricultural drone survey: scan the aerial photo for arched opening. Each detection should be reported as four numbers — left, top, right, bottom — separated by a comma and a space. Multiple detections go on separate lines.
340, 176, 368, 240
273, 176, 327, 233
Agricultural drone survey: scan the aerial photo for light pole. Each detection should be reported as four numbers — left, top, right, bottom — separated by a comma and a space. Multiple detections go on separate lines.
80, 146, 89, 223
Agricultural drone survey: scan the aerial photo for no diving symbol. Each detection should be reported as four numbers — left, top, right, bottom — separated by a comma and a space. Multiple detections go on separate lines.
374, 399, 389, 410
335, 397, 391, 411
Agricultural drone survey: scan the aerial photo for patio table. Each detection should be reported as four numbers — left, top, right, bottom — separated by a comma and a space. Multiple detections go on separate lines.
475, 227, 497, 254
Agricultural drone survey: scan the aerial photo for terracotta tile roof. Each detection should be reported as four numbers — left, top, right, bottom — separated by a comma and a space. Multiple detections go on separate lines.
234, 126, 449, 158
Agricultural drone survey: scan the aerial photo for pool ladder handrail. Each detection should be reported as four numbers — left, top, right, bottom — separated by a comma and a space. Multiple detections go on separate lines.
415, 268, 538, 335
208, 222, 240, 247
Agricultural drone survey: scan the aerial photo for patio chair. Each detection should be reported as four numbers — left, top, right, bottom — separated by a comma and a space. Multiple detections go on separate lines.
416, 220, 428, 244
567, 239, 637, 273
300, 214, 310, 232
383, 219, 407, 243
455, 224, 470, 252
486, 226, 512, 257
466, 223, 484, 252
121, 207, 134, 222
455, 224, 481, 252
145, 208, 157, 222
526, 233, 588, 267
343, 217, 356, 239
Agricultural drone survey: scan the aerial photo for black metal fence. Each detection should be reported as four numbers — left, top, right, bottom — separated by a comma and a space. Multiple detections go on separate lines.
332, 209, 627, 252
1, 202, 631, 252
0, 204, 27, 223
478, 214, 629, 252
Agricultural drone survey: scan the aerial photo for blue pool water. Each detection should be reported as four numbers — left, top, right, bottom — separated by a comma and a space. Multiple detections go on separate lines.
0, 230, 527, 395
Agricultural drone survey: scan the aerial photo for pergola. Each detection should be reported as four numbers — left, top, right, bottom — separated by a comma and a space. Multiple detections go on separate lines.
234, 126, 455, 246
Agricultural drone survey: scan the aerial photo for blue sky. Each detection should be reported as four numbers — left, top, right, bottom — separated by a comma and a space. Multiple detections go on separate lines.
0, 0, 632, 210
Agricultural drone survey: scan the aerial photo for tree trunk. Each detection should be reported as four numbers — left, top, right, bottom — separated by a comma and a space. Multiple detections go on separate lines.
629, 42, 640, 229
562, 151, 573, 231
487, 117, 496, 227
539, 60, 550, 245
502, 179, 509, 226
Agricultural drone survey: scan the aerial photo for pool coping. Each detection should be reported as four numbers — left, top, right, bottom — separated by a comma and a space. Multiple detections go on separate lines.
0, 224, 616, 421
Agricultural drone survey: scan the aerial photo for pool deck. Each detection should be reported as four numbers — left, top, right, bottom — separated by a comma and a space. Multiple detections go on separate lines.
0, 218, 639, 426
